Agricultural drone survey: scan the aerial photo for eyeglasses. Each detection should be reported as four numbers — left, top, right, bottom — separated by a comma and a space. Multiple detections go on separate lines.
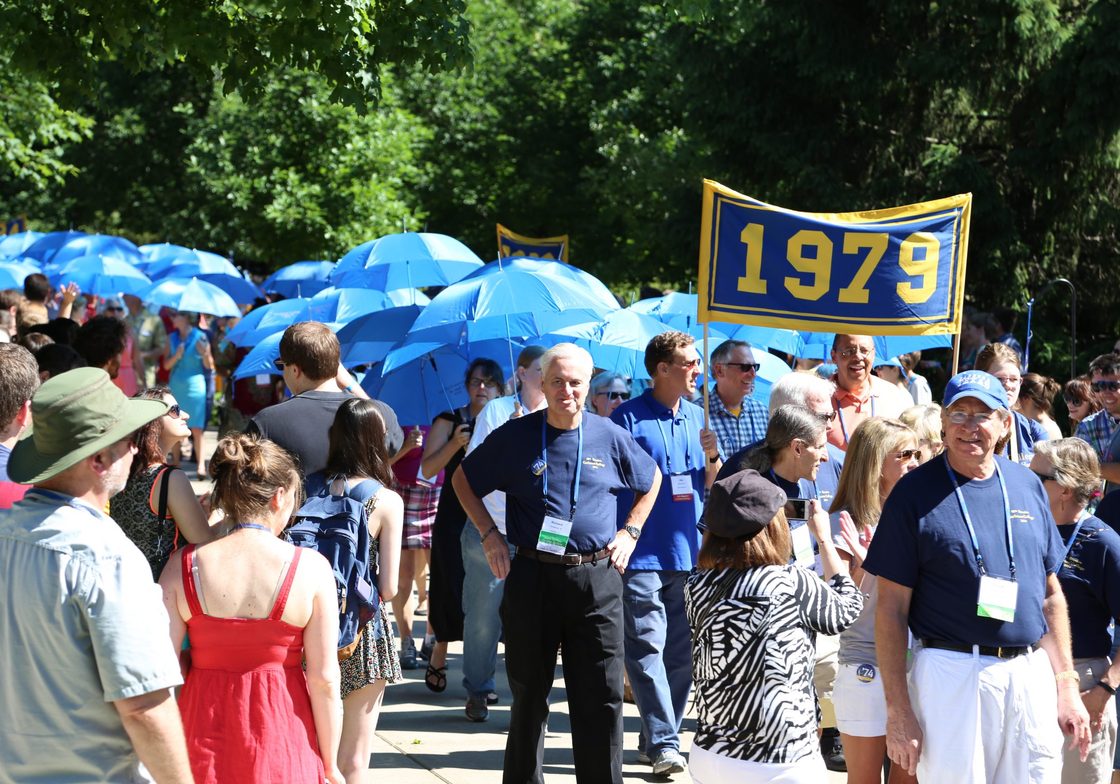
1092, 380, 1120, 393
816, 410, 837, 423
274, 360, 287, 371
946, 410, 998, 426
676, 357, 702, 370
105, 306, 124, 312
894, 449, 921, 461
1031, 468, 1058, 483
467, 377, 498, 390
836, 346, 873, 359
1063, 396, 1084, 407
165, 404, 184, 419
719, 362, 760, 373
603, 391, 630, 401
993, 374, 1022, 386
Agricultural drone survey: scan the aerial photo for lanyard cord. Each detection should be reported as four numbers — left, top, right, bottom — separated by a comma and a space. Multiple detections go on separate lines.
541, 415, 583, 521
1061, 509, 1091, 565
943, 455, 1015, 578
655, 414, 692, 473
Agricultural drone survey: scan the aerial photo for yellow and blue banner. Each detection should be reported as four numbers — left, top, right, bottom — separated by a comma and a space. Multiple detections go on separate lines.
697, 180, 971, 335
5, 217, 27, 234
497, 223, 569, 262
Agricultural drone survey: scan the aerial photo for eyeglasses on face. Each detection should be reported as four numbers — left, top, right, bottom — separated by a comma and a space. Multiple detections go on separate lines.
1031, 468, 1059, 483
675, 357, 702, 370
1063, 396, 1084, 407
836, 346, 873, 359
1092, 380, 1120, 393
946, 410, 997, 426
467, 377, 499, 390
993, 374, 1021, 386
894, 449, 921, 461
165, 404, 184, 419
274, 360, 287, 371
105, 306, 124, 312
720, 362, 760, 373
602, 391, 630, 401
817, 410, 837, 423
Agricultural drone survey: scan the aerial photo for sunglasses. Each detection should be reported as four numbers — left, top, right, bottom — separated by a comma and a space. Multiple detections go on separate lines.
165, 404, 184, 419
677, 358, 702, 370
467, 377, 499, 390
105, 306, 124, 312
1063, 396, 1084, 407
720, 362, 761, 373
1031, 468, 1058, 483
1091, 380, 1120, 393
894, 449, 921, 461
817, 410, 837, 423
274, 360, 287, 371
602, 391, 630, 401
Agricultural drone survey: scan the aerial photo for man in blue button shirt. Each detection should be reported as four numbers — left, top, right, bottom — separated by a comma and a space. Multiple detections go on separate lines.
612, 331, 721, 777
453, 343, 660, 784
865, 370, 1090, 782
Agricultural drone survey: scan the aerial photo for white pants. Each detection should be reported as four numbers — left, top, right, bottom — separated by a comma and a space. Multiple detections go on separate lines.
689, 745, 825, 784
909, 646, 1063, 784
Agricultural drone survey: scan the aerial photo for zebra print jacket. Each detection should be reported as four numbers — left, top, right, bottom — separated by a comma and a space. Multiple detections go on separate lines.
685, 565, 862, 763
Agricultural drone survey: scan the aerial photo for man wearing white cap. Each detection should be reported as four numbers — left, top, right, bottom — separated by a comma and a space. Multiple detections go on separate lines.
864, 370, 1091, 782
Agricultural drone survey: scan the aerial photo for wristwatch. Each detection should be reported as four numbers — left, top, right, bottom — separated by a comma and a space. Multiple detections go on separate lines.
624, 525, 642, 541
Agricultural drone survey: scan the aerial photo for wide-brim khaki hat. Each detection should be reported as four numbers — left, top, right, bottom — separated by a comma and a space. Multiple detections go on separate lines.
9, 367, 168, 485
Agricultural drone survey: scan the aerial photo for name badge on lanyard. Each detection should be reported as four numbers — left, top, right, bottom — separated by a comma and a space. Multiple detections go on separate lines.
657, 413, 693, 502
536, 416, 583, 555
790, 522, 815, 567
943, 455, 1018, 622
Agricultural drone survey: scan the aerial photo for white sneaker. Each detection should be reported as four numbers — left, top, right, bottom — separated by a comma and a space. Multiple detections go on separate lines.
651, 750, 687, 777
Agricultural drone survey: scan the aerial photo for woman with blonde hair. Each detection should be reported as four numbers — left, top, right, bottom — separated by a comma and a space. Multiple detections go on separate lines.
159, 434, 344, 784
828, 417, 921, 784
686, 470, 862, 783
1030, 438, 1120, 782
975, 342, 1050, 465
899, 403, 942, 464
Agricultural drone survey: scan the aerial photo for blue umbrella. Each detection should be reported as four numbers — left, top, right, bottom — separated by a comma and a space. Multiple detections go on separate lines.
224, 299, 311, 347
50, 234, 143, 268
138, 278, 241, 318
298, 287, 428, 325
52, 254, 152, 296
797, 332, 952, 361
0, 231, 45, 260
406, 257, 618, 346
148, 249, 240, 280
337, 306, 425, 367
23, 231, 87, 264
332, 232, 484, 290
0, 259, 41, 289
262, 261, 336, 298
232, 324, 342, 380
550, 310, 675, 381
137, 243, 193, 271
628, 293, 803, 355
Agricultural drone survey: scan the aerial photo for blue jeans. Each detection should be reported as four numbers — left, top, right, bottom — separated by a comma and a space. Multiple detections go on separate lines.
623, 569, 692, 756
460, 523, 515, 698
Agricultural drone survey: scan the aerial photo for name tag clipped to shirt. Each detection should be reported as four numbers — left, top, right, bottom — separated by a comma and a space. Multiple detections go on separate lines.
790, 522, 815, 568
537, 515, 573, 555
977, 575, 1018, 622
669, 473, 693, 502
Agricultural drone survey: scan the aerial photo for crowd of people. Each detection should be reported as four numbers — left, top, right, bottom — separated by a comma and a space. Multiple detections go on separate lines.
1, 274, 1120, 784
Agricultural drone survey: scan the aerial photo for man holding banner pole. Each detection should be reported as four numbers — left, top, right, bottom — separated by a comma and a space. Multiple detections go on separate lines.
707, 339, 769, 461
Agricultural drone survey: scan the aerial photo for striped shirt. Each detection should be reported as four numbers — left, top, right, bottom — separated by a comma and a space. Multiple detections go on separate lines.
707, 391, 769, 462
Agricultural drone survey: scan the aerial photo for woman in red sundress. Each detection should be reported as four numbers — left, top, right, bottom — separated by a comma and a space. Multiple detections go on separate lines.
159, 434, 344, 784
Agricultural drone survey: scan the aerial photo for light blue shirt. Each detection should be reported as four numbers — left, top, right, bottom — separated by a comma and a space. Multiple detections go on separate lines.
0, 490, 183, 783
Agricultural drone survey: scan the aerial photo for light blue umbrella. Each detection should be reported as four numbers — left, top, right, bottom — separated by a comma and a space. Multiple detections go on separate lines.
148, 249, 240, 280
550, 310, 675, 381
232, 324, 342, 380
0, 231, 45, 260
337, 306, 424, 367
0, 259, 41, 289
628, 292, 803, 355
262, 261, 336, 298
52, 254, 152, 296
50, 234, 143, 268
298, 287, 428, 324
137, 243, 192, 271
797, 332, 951, 361
332, 232, 484, 290
138, 278, 241, 318
23, 231, 87, 264
225, 298, 310, 347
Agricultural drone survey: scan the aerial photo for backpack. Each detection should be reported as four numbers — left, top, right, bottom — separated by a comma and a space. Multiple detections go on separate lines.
286, 472, 382, 661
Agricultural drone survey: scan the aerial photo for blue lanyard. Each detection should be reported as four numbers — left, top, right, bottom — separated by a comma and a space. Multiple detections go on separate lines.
655, 413, 691, 473
942, 455, 1015, 578
834, 395, 876, 445
1061, 510, 1091, 565
24, 488, 108, 521
541, 415, 583, 521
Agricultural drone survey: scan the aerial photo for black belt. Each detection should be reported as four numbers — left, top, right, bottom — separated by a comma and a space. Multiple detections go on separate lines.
922, 638, 1034, 660
517, 548, 611, 566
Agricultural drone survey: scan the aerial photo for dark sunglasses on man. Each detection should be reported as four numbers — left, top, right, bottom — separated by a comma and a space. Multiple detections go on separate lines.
1091, 380, 1120, 393
719, 362, 761, 373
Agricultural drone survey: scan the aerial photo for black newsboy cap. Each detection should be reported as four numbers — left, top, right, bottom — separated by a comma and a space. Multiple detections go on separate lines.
704, 469, 786, 540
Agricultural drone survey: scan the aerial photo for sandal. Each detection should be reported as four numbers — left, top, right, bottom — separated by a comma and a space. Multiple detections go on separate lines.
424, 664, 447, 693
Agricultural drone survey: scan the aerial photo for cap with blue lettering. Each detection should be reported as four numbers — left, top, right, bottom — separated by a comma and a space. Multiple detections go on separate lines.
943, 370, 1009, 411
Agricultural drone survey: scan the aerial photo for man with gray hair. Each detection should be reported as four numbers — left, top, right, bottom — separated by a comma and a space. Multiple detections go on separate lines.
0, 344, 40, 507
708, 339, 769, 460
454, 343, 660, 784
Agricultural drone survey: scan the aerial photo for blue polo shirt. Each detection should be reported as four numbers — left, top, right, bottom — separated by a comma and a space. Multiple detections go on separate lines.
863, 455, 1063, 648
460, 410, 656, 553
612, 390, 705, 571
1056, 514, 1120, 659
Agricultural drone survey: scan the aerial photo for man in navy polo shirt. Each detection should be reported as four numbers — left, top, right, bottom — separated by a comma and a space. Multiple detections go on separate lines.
864, 370, 1090, 782
452, 343, 660, 784
612, 331, 721, 777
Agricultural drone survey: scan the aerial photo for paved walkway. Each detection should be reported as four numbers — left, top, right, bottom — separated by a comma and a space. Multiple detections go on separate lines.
192, 428, 847, 783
